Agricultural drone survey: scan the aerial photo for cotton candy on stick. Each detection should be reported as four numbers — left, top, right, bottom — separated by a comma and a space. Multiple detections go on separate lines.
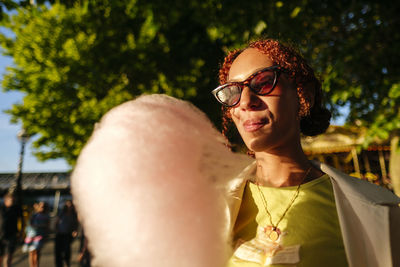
71, 94, 252, 267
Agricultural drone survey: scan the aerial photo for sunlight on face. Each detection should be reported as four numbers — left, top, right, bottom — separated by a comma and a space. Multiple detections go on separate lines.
228, 48, 300, 153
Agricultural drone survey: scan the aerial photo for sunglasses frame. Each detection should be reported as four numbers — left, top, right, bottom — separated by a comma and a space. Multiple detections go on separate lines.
212, 65, 281, 107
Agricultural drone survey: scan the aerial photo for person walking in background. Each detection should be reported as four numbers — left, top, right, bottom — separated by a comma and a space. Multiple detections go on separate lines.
54, 200, 78, 267
77, 229, 90, 267
0, 193, 24, 267
23, 202, 50, 267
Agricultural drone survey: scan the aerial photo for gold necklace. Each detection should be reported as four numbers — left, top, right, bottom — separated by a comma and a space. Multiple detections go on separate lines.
255, 167, 312, 242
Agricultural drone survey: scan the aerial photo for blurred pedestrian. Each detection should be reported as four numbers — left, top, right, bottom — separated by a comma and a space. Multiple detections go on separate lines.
77, 229, 90, 267
0, 193, 24, 267
23, 202, 50, 267
54, 200, 78, 267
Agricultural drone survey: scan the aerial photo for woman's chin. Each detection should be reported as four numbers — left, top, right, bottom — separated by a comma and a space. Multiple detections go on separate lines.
246, 132, 286, 153
246, 138, 271, 153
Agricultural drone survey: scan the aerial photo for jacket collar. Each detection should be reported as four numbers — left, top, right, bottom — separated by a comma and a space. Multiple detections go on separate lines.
312, 161, 400, 206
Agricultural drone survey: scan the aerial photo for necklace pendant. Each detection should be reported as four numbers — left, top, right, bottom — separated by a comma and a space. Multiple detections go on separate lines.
269, 229, 279, 241
264, 226, 281, 242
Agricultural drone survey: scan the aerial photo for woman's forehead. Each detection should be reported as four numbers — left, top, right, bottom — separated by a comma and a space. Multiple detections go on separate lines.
228, 48, 273, 82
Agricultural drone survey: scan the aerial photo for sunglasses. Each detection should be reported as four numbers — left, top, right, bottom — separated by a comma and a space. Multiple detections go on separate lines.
212, 65, 281, 107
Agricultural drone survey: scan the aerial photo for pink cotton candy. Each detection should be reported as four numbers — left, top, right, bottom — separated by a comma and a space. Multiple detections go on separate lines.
71, 94, 252, 267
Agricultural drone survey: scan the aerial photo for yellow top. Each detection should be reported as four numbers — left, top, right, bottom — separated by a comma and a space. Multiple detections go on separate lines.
227, 175, 348, 267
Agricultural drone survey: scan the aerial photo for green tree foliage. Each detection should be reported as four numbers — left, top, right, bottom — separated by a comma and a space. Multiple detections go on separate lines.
0, 0, 77, 19
0, 1, 227, 165
1, 0, 399, 167
0, 0, 21, 20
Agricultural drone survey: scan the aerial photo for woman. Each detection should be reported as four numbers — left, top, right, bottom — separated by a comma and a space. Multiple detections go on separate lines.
23, 202, 50, 267
212, 39, 400, 266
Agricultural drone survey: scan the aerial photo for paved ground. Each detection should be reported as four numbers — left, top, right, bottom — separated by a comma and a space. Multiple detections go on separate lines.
10, 235, 81, 267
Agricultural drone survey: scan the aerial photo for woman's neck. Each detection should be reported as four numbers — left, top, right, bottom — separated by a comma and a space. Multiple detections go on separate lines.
254, 146, 322, 187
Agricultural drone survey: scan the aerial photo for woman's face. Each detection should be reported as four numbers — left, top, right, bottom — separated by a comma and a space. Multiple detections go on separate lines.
228, 48, 300, 153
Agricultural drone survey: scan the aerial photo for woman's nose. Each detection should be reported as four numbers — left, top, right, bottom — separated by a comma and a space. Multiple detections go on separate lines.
239, 86, 262, 110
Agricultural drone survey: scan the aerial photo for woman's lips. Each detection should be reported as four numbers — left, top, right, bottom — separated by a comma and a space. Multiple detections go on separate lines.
243, 119, 268, 132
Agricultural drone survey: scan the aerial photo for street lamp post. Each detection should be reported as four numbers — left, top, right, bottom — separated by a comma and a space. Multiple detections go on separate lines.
9, 129, 30, 203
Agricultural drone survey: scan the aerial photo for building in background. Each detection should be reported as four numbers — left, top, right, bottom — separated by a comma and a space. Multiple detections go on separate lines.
0, 172, 71, 219
302, 125, 392, 190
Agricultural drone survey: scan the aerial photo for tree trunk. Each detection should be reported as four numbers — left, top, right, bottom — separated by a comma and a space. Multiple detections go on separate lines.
389, 136, 400, 197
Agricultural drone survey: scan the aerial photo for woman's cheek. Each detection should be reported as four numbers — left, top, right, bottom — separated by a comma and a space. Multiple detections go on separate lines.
230, 108, 240, 123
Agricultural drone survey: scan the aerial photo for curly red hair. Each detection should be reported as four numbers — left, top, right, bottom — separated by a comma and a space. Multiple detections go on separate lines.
218, 39, 330, 148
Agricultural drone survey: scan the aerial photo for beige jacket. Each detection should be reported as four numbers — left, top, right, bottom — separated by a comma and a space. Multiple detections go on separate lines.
225, 161, 400, 267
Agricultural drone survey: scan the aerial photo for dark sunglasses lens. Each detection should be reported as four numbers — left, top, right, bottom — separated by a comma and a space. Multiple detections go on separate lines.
217, 85, 241, 106
250, 70, 276, 95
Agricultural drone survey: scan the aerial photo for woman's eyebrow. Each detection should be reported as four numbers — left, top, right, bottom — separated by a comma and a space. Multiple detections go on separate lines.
227, 67, 269, 83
